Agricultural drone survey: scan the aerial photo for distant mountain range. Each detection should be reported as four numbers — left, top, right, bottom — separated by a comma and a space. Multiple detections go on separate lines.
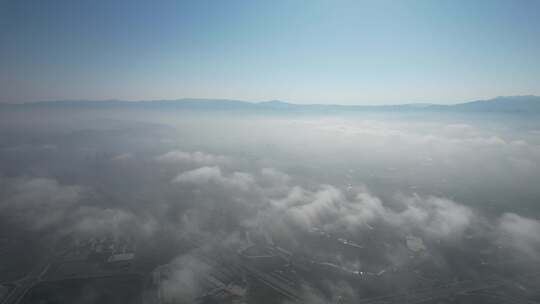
3, 95, 540, 114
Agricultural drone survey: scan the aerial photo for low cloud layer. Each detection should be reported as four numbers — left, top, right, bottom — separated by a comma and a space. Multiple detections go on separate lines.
1, 109, 540, 302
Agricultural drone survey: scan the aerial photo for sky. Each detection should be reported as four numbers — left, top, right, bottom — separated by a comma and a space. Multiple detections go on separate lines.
1, 0, 539, 105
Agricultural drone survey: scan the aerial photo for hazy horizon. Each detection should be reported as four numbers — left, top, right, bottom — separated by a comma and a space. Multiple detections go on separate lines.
3, 94, 540, 107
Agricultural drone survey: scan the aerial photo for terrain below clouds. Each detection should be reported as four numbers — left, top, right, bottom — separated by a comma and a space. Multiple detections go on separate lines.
1, 107, 540, 303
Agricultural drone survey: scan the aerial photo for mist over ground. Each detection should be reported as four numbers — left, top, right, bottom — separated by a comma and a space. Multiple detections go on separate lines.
1, 105, 540, 303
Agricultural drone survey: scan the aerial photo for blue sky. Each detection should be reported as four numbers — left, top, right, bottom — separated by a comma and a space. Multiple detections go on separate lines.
1, 0, 539, 104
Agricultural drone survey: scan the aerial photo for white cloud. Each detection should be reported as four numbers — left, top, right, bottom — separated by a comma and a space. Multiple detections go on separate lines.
0, 178, 82, 230
396, 195, 474, 239
265, 183, 474, 240
172, 166, 255, 191
159, 254, 212, 302
156, 150, 227, 166
498, 213, 540, 258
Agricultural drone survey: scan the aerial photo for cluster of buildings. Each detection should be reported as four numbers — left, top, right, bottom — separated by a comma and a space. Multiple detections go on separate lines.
60, 235, 136, 266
